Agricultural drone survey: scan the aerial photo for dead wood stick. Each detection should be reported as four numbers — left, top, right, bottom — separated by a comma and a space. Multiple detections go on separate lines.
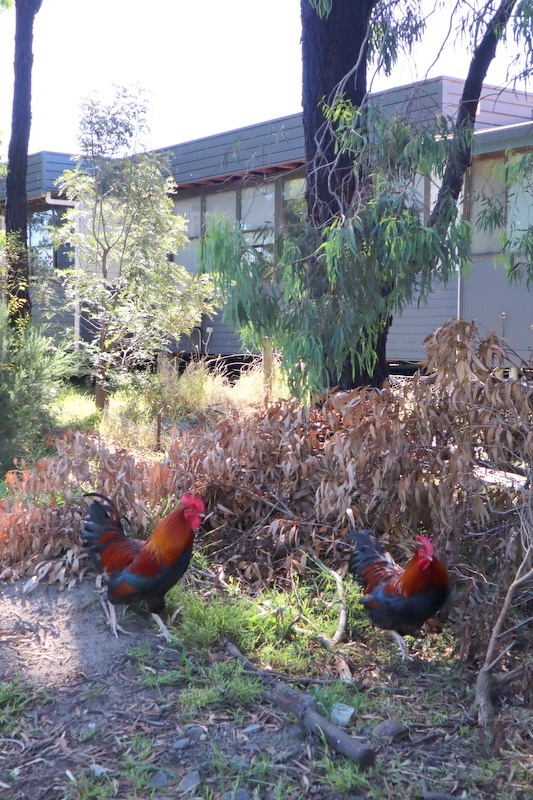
475, 558, 533, 731
222, 637, 376, 768
492, 664, 527, 686
419, 778, 473, 800
306, 553, 347, 647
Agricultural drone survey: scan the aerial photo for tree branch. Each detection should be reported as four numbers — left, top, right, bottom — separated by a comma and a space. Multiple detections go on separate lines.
222, 637, 376, 768
475, 557, 533, 731
429, 0, 518, 228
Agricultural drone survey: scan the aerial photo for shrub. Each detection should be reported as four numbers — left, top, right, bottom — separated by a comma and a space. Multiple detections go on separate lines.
0, 305, 78, 474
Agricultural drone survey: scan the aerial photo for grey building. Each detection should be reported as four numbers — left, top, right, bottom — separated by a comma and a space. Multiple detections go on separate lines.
2, 76, 533, 366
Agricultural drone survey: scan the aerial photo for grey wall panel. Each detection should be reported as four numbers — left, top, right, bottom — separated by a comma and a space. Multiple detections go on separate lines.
42, 152, 73, 192
461, 257, 533, 361
26, 153, 45, 198
162, 114, 306, 186
387, 277, 459, 361
371, 77, 443, 127
24, 152, 72, 199
205, 311, 246, 356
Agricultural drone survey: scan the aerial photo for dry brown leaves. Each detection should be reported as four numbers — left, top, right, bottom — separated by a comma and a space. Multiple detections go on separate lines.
1, 320, 531, 653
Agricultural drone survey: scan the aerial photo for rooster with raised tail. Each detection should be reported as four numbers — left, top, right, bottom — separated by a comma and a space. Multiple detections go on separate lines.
82, 492, 204, 642
348, 531, 450, 659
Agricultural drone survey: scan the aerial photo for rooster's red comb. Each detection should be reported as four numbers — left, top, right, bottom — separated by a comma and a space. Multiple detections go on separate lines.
180, 493, 205, 513
416, 535, 434, 557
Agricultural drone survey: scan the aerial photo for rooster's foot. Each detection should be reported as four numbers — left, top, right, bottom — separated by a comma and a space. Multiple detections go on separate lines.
151, 613, 175, 644
99, 596, 132, 637
390, 631, 412, 661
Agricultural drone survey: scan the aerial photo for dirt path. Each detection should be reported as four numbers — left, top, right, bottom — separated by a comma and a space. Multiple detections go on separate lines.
2, 580, 529, 799
0, 580, 319, 800
0, 580, 150, 688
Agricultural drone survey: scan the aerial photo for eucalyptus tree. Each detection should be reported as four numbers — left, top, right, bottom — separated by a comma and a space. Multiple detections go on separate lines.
3, 0, 43, 325
202, 0, 533, 398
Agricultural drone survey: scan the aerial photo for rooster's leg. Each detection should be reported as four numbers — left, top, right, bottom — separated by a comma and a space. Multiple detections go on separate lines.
99, 595, 131, 637
151, 613, 175, 644
390, 631, 412, 660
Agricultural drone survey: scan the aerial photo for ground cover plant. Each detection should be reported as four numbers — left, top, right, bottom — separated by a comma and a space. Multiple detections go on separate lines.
0, 321, 532, 799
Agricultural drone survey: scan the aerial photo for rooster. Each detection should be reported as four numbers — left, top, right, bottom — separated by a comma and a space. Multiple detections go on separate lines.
348, 530, 450, 659
82, 492, 205, 641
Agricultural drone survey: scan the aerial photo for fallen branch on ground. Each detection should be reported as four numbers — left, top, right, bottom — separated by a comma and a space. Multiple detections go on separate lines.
418, 778, 473, 800
222, 637, 376, 768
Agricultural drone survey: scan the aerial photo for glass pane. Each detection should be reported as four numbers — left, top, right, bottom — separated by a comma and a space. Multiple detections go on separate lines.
28, 210, 56, 247
283, 177, 306, 234
507, 154, 533, 237
241, 183, 275, 230
177, 239, 199, 271
243, 230, 274, 247
283, 178, 305, 202
174, 196, 202, 238
205, 190, 236, 221
469, 157, 505, 255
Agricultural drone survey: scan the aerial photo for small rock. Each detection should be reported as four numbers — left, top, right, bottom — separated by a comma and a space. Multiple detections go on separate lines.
184, 724, 208, 740
241, 723, 262, 735
171, 737, 192, 751
230, 755, 250, 771
89, 764, 109, 777
221, 789, 252, 800
149, 770, 170, 788
372, 719, 409, 740
330, 703, 355, 725
177, 769, 201, 794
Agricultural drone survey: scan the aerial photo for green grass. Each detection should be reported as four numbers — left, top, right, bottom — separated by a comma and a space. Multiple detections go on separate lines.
176, 660, 262, 716
51, 382, 102, 431
0, 680, 40, 736
120, 571, 532, 800
66, 774, 116, 800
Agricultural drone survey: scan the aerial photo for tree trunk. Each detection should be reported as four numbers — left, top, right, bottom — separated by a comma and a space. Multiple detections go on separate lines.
336, 320, 391, 391
429, 0, 518, 229
94, 380, 108, 412
5, 0, 43, 325
301, 1, 384, 389
300, 0, 377, 229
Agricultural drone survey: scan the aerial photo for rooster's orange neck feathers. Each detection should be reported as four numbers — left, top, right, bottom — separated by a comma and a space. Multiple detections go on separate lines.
146, 507, 194, 565
398, 550, 450, 597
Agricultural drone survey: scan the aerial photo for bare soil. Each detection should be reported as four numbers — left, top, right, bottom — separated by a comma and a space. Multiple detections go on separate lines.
0, 580, 323, 800
1, 579, 531, 800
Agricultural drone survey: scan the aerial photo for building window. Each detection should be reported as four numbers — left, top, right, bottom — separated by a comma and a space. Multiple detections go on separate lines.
241, 183, 275, 233
28, 208, 71, 271
283, 177, 306, 234
506, 153, 533, 245
205, 190, 236, 222
469, 156, 505, 255
174, 196, 203, 271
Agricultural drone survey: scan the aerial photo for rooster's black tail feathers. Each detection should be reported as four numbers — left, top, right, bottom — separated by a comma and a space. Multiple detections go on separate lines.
348, 530, 386, 583
82, 493, 125, 554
